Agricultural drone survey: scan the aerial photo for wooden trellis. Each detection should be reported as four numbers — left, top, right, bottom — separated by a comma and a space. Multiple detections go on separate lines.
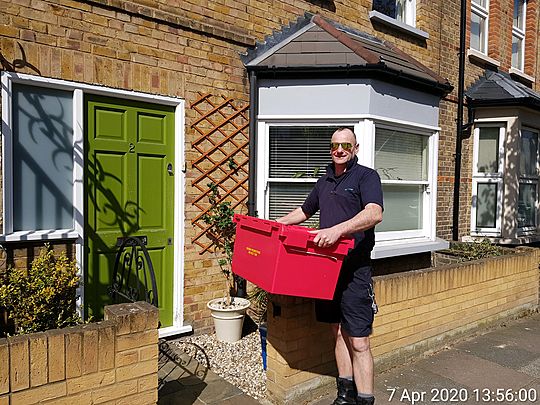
190, 93, 249, 254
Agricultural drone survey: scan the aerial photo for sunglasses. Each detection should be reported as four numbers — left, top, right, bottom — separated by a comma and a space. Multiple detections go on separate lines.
330, 142, 354, 151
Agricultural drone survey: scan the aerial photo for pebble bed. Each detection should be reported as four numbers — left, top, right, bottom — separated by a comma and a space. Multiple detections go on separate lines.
174, 331, 267, 400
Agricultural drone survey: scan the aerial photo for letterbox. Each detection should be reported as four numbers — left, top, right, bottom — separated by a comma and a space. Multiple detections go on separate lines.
231, 214, 354, 300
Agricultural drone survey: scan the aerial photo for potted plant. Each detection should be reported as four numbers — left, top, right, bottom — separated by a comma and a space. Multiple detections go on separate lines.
247, 286, 268, 369
202, 182, 250, 342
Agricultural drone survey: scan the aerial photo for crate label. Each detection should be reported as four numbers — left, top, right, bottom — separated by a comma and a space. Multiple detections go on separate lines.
246, 247, 261, 257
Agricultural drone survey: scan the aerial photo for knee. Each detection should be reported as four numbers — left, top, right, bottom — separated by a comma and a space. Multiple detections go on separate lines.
350, 337, 370, 353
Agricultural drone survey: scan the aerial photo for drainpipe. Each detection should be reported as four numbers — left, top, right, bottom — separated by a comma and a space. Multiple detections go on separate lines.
247, 70, 258, 217
235, 69, 258, 298
452, 0, 468, 241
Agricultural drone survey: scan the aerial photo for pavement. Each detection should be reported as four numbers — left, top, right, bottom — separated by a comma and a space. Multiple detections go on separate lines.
158, 312, 540, 405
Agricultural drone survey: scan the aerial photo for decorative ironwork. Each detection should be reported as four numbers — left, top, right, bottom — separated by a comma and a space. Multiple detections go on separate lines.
109, 235, 212, 394
190, 93, 249, 254
109, 236, 158, 307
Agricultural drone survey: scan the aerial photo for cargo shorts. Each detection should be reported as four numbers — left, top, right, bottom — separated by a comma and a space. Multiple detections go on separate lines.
314, 257, 375, 337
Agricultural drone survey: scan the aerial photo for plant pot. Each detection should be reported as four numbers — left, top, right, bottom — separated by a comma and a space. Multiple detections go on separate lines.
207, 297, 251, 343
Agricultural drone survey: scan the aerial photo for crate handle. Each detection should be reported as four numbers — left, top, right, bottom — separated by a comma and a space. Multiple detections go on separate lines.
239, 221, 275, 235
287, 247, 338, 262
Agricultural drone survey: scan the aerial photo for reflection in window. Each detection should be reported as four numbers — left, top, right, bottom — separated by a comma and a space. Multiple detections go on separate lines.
12, 84, 74, 231
476, 183, 497, 228
377, 185, 423, 232
471, 0, 488, 53
372, 0, 416, 26
477, 127, 499, 173
520, 130, 538, 176
512, 0, 526, 70
518, 183, 536, 228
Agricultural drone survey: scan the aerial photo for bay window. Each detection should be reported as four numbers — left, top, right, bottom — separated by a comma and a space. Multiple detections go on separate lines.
257, 120, 439, 244
518, 129, 538, 232
471, 125, 505, 234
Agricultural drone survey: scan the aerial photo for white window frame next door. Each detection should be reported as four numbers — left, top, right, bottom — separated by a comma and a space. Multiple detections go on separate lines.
1, 72, 190, 337
470, 124, 505, 236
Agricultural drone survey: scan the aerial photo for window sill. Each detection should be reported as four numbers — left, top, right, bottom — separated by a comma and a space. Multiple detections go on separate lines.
0, 230, 79, 242
509, 67, 535, 84
372, 237, 449, 259
467, 49, 501, 68
369, 11, 429, 41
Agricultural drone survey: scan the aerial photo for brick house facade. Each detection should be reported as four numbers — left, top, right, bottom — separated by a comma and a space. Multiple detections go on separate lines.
0, 0, 539, 334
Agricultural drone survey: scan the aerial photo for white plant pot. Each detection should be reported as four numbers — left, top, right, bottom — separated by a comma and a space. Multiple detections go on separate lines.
207, 297, 251, 343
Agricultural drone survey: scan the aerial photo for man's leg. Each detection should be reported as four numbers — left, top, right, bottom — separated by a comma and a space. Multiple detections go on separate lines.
331, 323, 357, 405
348, 334, 374, 401
332, 323, 353, 376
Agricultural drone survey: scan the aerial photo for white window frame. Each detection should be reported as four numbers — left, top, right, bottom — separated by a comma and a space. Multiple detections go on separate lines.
512, 0, 527, 71
517, 127, 539, 234
470, 124, 505, 235
471, 0, 489, 54
256, 117, 439, 245
1, 72, 190, 336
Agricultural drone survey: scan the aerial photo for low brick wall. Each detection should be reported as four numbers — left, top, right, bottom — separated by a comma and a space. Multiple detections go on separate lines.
0, 302, 159, 405
265, 248, 540, 404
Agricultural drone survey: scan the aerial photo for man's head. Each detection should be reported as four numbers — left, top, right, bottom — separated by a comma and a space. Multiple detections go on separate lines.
330, 127, 358, 167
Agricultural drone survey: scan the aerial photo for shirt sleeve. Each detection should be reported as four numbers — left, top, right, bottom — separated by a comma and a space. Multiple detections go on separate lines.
359, 169, 384, 210
301, 182, 320, 217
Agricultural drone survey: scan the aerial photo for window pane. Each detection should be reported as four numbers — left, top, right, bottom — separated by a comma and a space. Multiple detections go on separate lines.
470, 13, 486, 53
376, 185, 423, 232
520, 130, 538, 176
518, 184, 536, 228
269, 126, 338, 178
268, 183, 319, 228
396, 0, 406, 22
13, 84, 74, 231
372, 0, 397, 18
472, 0, 487, 8
518, 183, 536, 228
477, 127, 499, 173
476, 183, 497, 228
512, 35, 523, 69
375, 128, 428, 181
513, 0, 524, 29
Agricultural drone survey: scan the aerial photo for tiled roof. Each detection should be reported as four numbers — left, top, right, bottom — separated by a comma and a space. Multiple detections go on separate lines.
241, 13, 452, 95
466, 70, 540, 109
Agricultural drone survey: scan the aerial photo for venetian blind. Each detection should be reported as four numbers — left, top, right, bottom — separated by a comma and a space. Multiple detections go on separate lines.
268, 183, 320, 228
269, 126, 336, 178
375, 128, 428, 181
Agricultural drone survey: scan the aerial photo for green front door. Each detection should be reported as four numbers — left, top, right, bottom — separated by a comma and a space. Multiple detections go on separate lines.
85, 95, 175, 327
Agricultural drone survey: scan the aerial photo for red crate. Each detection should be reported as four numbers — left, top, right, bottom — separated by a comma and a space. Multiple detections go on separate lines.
231, 214, 354, 300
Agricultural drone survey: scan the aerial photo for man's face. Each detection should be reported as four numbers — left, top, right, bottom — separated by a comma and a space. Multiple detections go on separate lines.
330, 129, 358, 166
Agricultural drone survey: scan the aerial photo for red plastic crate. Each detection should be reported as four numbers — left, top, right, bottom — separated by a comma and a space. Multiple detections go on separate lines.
231, 214, 354, 300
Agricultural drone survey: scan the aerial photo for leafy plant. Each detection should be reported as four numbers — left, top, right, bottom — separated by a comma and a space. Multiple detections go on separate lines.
446, 239, 504, 261
202, 182, 238, 306
0, 246, 82, 335
247, 286, 268, 325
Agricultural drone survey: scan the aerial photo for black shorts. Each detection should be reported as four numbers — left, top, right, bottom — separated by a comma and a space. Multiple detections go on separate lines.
315, 258, 375, 337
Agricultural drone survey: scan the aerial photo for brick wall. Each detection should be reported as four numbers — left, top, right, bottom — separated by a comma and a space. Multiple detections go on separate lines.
0, 302, 159, 405
265, 248, 540, 404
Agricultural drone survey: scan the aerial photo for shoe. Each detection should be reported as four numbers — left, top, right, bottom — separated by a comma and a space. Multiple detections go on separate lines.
332, 377, 357, 405
357, 396, 375, 405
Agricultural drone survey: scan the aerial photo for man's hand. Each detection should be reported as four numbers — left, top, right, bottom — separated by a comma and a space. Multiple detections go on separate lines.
309, 227, 342, 248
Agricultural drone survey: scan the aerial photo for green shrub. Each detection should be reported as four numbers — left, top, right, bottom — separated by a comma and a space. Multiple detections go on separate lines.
0, 246, 82, 334
447, 239, 505, 261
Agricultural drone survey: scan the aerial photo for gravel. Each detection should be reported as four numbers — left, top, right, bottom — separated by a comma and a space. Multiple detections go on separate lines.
174, 331, 267, 400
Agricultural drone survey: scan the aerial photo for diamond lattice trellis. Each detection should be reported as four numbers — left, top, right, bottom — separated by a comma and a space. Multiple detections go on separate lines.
190, 93, 249, 254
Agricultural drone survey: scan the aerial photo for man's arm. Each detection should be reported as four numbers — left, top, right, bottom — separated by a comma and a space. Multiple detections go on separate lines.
276, 207, 310, 225
310, 203, 383, 248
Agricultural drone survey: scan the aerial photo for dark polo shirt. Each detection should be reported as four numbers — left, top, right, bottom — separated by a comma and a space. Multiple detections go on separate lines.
301, 157, 383, 260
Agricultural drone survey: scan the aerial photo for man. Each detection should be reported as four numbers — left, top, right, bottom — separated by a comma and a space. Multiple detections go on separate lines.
277, 127, 383, 405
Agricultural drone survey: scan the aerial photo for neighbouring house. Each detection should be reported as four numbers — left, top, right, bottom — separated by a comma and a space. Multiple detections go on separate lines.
0, 0, 539, 337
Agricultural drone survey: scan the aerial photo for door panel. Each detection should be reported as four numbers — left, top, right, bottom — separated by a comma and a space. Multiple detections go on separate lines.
85, 95, 175, 327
